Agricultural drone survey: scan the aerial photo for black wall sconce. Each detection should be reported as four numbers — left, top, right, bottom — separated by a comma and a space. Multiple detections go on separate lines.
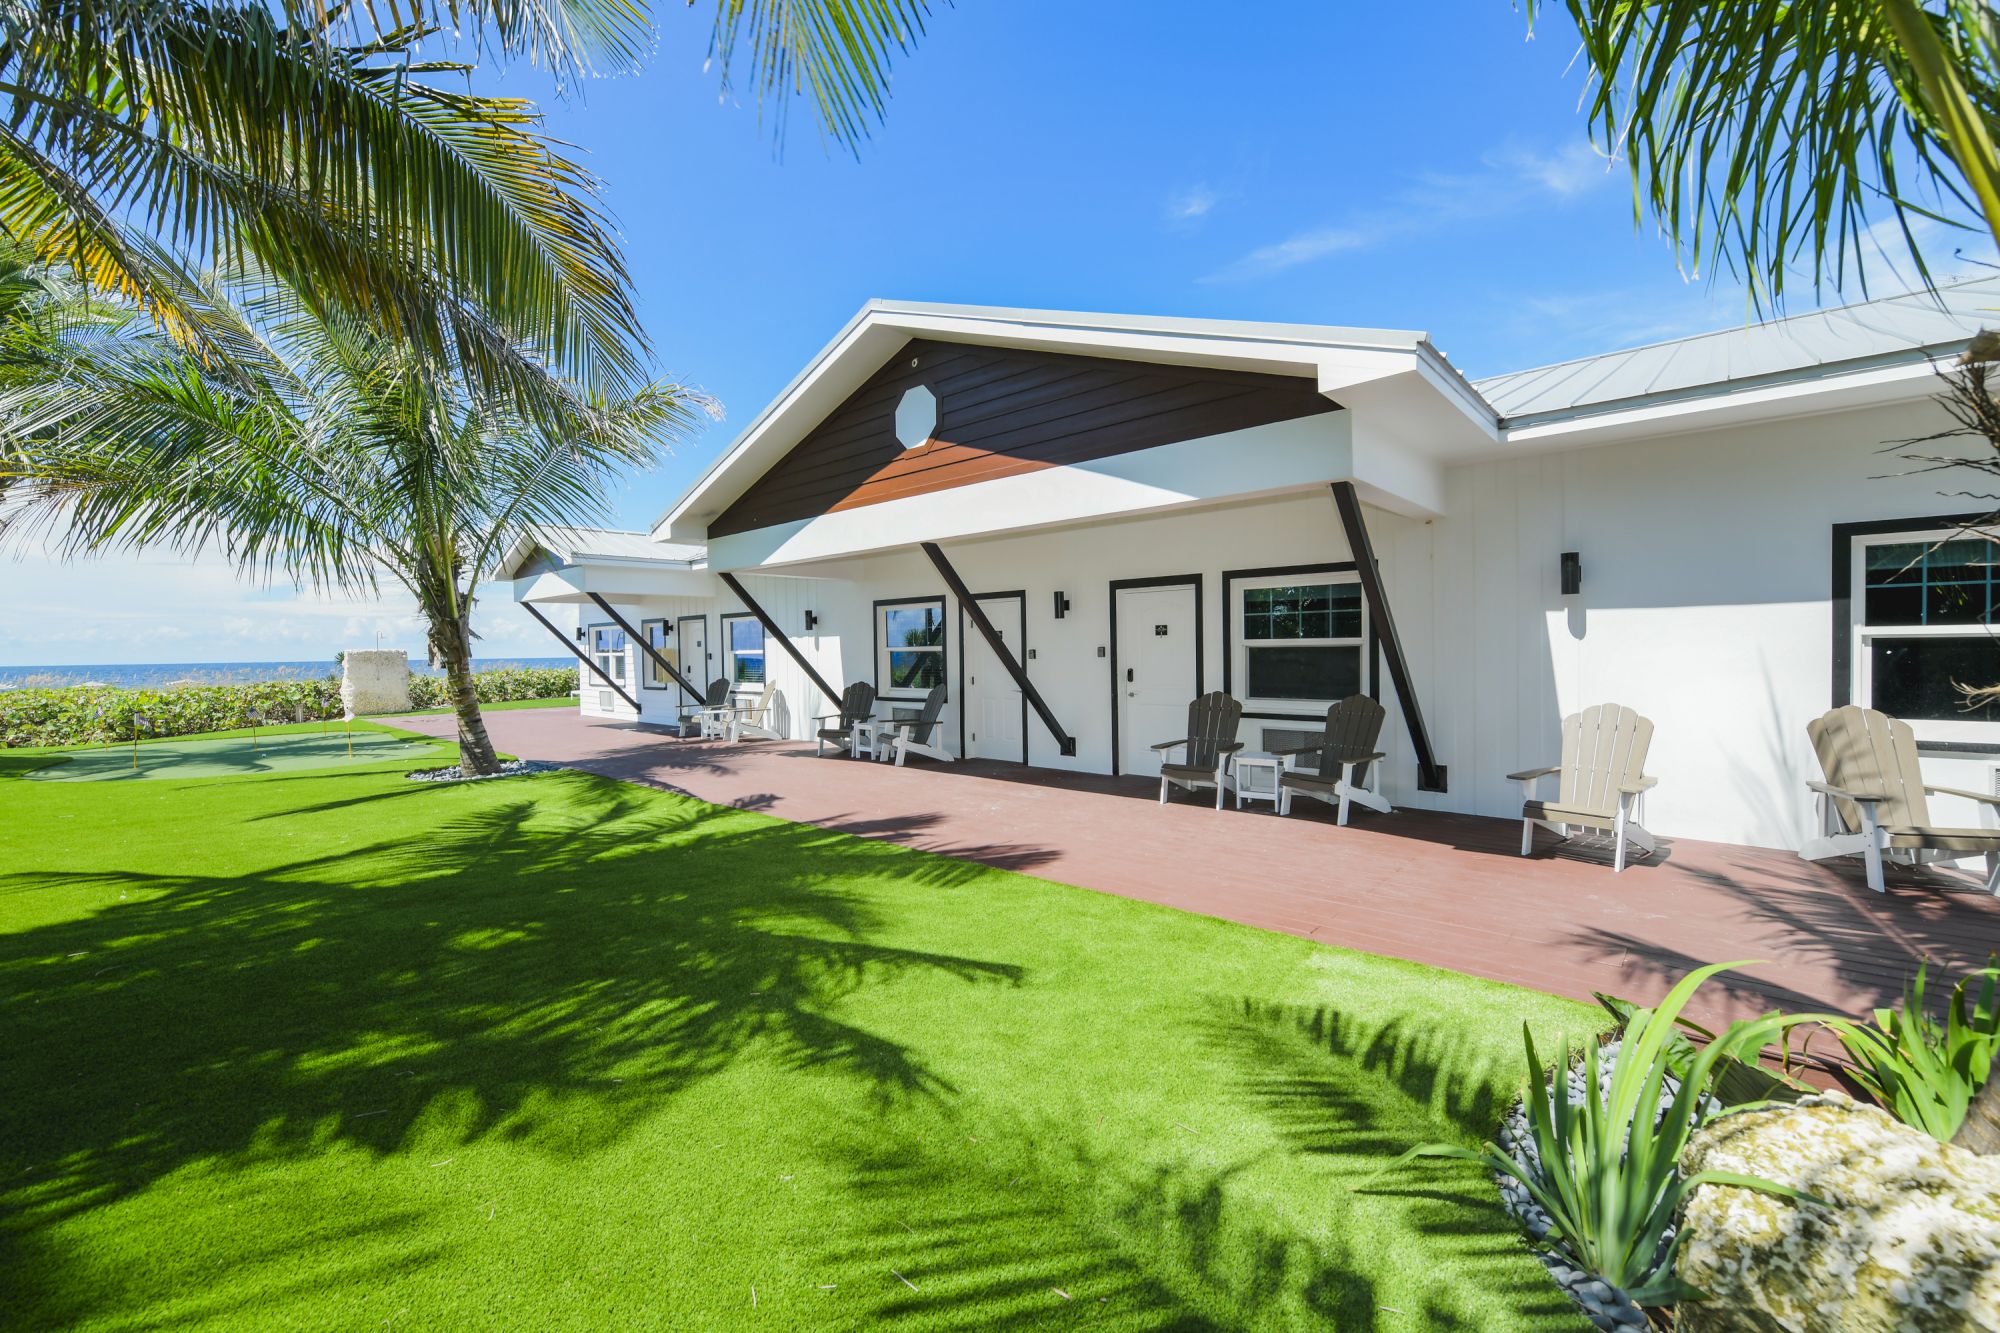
1053, 591, 1071, 620
803, 609, 819, 632
573, 625, 585, 642
1560, 551, 1583, 596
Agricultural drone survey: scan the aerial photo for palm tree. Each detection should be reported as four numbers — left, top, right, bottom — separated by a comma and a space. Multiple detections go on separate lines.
1531, 0, 2000, 302
0, 265, 702, 773
0, 0, 936, 397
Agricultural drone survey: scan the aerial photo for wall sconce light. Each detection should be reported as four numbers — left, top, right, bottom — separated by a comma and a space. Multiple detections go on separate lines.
1560, 551, 1583, 596
1053, 591, 1071, 620
573, 625, 585, 642
804, 609, 819, 632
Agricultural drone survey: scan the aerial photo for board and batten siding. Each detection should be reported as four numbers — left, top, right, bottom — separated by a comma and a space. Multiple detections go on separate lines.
708, 338, 1338, 538
1374, 393, 2000, 851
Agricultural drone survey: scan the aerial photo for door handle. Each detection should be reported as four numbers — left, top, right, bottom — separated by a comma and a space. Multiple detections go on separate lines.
1125, 668, 1134, 682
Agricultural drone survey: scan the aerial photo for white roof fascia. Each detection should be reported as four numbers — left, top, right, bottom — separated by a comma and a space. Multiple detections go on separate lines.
1498, 355, 1951, 449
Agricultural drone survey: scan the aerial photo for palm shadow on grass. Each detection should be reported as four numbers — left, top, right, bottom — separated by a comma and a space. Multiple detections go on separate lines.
1200, 997, 1590, 1329
0, 774, 1037, 1321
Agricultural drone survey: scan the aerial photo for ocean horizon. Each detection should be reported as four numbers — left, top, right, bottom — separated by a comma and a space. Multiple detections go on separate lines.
0, 658, 578, 691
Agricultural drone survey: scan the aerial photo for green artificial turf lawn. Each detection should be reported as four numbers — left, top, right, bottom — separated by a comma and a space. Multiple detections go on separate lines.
0, 737, 1604, 1330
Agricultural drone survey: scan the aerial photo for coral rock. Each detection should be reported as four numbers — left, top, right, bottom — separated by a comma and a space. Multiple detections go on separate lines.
1676, 1093, 2000, 1332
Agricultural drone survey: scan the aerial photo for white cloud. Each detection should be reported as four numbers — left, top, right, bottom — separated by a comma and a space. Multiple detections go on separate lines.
1204, 226, 1377, 282
1164, 183, 1220, 224
1204, 138, 1611, 283
0, 550, 563, 667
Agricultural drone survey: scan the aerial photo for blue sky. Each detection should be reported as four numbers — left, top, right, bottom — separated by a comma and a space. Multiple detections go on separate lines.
0, 2, 1970, 666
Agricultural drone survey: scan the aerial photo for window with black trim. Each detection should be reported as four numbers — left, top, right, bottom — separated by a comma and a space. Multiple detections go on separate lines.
1851, 526, 2000, 738
589, 624, 627, 685
877, 598, 945, 696
639, 618, 674, 690
723, 615, 765, 687
1233, 575, 1365, 708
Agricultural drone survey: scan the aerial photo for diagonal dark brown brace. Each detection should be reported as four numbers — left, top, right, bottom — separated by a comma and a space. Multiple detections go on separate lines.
716, 571, 842, 711
587, 593, 705, 699
1331, 481, 1446, 792
921, 541, 1076, 757
521, 601, 642, 713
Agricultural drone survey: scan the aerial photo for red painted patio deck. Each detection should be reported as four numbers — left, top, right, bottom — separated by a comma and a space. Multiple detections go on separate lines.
406, 709, 2000, 1031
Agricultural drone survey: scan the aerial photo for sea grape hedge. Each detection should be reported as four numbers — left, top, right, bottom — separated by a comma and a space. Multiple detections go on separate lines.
0, 666, 577, 748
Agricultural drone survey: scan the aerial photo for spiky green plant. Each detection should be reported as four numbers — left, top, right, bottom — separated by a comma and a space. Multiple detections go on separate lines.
1375, 962, 1816, 1307
1823, 959, 2000, 1141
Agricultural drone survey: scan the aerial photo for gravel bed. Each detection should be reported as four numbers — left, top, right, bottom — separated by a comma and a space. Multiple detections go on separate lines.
405, 759, 565, 783
1492, 1038, 1718, 1331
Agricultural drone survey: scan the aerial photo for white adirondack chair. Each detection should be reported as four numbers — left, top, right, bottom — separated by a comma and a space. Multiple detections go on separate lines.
726, 685, 786, 742
1510, 703, 1658, 873
1153, 691, 1245, 809
1802, 705, 2000, 894
884, 684, 953, 766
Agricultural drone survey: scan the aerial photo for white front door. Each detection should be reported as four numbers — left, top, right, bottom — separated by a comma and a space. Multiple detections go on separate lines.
1116, 583, 1199, 776
963, 596, 1025, 762
677, 616, 710, 706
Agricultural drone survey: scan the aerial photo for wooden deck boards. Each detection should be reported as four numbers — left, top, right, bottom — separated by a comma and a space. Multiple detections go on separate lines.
403, 710, 2000, 1029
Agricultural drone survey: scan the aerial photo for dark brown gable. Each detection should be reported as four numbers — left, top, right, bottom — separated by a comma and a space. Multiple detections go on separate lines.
709, 338, 1338, 538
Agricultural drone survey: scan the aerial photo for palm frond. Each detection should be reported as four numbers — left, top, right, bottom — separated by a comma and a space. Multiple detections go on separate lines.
1531, 0, 2000, 305
705, 0, 933, 150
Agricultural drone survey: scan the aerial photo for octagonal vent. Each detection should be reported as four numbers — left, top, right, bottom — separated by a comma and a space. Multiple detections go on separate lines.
894, 385, 937, 451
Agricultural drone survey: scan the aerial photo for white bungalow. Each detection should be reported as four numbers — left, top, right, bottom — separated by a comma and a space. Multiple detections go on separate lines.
498, 278, 2000, 854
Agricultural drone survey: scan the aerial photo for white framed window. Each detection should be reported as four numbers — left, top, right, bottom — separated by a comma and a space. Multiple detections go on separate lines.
1851, 526, 2000, 741
723, 615, 766, 688
589, 624, 627, 685
1232, 574, 1366, 712
876, 598, 945, 697
639, 618, 674, 690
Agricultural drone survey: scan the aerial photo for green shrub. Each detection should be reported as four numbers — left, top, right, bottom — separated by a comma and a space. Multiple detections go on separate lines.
1, 666, 578, 747
1822, 959, 2000, 1142
1373, 962, 1816, 1307
406, 665, 576, 709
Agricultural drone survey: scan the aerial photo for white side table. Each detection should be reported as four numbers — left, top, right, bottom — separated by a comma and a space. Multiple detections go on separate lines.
1232, 751, 1282, 810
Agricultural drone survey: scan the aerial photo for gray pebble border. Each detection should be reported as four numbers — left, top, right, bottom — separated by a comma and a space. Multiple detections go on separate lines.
1492, 1038, 1714, 1330
405, 759, 566, 783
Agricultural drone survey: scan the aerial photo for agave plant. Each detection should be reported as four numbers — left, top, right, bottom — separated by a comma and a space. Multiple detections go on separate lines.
1823, 959, 2000, 1142
1376, 962, 1816, 1307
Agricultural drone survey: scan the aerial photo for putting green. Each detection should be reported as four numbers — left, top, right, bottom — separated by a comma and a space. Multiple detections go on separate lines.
25, 728, 442, 781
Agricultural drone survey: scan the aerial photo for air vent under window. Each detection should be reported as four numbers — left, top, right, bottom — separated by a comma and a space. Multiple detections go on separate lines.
1260, 726, 1318, 756
598, 690, 613, 711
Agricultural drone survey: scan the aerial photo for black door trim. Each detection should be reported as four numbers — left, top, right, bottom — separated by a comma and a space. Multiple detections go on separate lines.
676, 613, 709, 707
957, 590, 1029, 764
1108, 574, 1204, 778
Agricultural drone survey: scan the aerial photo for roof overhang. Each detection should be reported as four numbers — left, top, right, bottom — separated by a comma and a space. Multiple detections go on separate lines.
1497, 353, 1953, 450
496, 527, 712, 604
655, 301, 1501, 548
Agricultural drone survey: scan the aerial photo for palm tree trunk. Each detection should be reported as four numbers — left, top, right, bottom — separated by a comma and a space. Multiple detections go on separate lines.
435, 610, 501, 775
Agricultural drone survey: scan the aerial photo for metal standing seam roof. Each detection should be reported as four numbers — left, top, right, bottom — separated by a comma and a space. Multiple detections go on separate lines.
528, 525, 706, 566
1473, 275, 2000, 425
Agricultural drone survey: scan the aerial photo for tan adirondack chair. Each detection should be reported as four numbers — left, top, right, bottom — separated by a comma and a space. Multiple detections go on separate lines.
1509, 703, 1658, 872
813, 681, 878, 758
725, 684, 785, 743
1802, 705, 2000, 894
1272, 695, 1391, 825
1152, 691, 1245, 808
